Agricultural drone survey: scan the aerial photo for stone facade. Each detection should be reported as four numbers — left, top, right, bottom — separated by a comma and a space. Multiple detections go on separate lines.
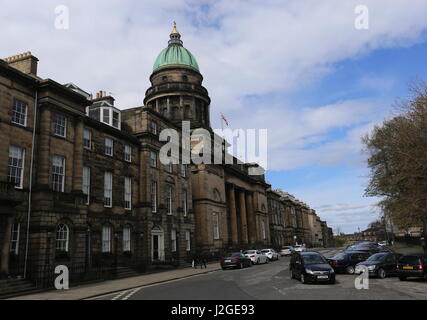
0, 28, 332, 282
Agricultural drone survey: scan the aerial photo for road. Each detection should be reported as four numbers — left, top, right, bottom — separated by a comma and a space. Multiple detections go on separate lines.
95, 249, 427, 300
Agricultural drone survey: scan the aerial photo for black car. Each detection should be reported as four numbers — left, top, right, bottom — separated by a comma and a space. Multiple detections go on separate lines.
355, 252, 401, 278
346, 242, 385, 254
290, 252, 336, 284
328, 251, 371, 274
220, 252, 252, 270
397, 254, 427, 281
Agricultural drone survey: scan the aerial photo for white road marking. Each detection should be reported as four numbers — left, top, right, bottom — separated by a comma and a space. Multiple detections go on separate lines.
111, 290, 130, 300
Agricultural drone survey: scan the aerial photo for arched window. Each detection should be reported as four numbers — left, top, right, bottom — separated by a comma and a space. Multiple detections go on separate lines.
56, 224, 69, 252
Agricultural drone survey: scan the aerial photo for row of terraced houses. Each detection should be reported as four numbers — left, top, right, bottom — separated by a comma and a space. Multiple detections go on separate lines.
0, 27, 332, 285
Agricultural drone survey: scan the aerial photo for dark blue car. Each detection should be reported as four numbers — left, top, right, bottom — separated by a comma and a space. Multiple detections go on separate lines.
327, 251, 371, 274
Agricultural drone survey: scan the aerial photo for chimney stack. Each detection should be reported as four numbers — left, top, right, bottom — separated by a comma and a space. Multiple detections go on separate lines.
3, 51, 39, 75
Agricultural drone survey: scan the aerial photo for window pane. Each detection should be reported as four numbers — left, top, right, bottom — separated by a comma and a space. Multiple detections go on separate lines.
8, 146, 24, 188
11, 100, 27, 126
54, 114, 67, 137
123, 227, 131, 251
56, 224, 69, 252
104, 172, 113, 207
102, 226, 111, 253
83, 167, 90, 204
52, 156, 65, 192
124, 177, 132, 210
151, 182, 157, 213
83, 129, 91, 149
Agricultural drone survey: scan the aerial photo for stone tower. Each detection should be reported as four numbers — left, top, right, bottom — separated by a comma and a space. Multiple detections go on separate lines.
144, 23, 211, 130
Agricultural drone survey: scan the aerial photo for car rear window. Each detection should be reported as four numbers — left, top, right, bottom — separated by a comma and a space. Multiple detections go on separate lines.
230, 253, 243, 257
332, 253, 347, 260
244, 251, 256, 254
399, 256, 422, 265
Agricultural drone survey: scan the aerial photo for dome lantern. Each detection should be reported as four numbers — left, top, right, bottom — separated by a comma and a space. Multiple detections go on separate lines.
153, 22, 200, 72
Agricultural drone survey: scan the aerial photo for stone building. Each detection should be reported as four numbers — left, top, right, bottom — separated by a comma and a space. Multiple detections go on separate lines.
0, 25, 271, 281
0, 25, 331, 283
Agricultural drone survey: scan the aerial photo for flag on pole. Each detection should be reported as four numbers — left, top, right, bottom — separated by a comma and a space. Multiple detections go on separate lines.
220, 113, 229, 127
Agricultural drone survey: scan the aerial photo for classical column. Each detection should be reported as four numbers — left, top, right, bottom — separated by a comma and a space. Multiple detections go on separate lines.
246, 193, 256, 244
37, 106, 51, 186
0, 216, 13, 275
227, 185, 238, 245
239, 190, 249, 244
72, 117, 84, 191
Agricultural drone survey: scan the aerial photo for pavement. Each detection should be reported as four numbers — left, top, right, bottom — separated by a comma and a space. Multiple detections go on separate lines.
8, 247, 427, 300
8, 263, 221, 300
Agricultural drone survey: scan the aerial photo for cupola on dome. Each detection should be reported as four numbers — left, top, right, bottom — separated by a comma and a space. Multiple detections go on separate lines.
153, 22, 200, 72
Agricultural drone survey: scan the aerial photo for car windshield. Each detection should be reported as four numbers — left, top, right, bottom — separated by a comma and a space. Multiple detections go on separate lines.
366, 253, 387, 262
302, 255, 327, 265
261, 250, 270, 253
282, 247, 292, 249
244, 251, 256, 254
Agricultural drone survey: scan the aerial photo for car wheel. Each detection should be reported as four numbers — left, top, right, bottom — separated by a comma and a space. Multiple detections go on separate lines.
266, 259, 269, 264
329, 277, 336, 284
301, 274, 307, 284
346, 266, 355, 274
256, 259, 260, 265
377, 268, 386, 279
239, 262, 243, 269
290, 270, 295, 279
398, 275, 406, 281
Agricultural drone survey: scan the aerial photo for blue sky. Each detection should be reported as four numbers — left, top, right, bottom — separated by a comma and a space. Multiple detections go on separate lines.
2, 0, 427, 234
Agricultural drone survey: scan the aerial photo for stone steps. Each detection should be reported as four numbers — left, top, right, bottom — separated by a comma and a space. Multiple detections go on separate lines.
0, 278, 41, 299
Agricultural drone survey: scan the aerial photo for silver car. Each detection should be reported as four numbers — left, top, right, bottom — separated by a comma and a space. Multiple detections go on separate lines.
244, 250, 269, 265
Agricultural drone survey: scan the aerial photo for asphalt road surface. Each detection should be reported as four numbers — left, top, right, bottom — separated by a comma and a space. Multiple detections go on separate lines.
96, 249, 427, 300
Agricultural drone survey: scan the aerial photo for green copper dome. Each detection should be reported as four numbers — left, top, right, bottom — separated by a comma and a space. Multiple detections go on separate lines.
153, 23, 200, 72
153, 46, 199, 72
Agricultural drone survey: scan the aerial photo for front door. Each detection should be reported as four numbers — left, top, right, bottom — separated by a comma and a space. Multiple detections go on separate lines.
151, 229, 164, 261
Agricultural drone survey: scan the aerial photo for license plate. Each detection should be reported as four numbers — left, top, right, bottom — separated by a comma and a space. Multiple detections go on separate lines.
317, 276, 329, 279
225, 260, 231, 263
403, 266, 413, 270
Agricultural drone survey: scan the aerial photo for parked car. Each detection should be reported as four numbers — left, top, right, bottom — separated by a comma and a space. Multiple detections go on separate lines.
397, 254, 427, 281
290, 252, 336, 284
220, 252, 252, 270
378, 241, 388, 247
243, 250, 269, 265
261, 249, 279, 261
294, 245, 306, 253
346, 243, 383, 255
328, 251, 371, 274
280, 246, 294, 256
355, 252, 401, 278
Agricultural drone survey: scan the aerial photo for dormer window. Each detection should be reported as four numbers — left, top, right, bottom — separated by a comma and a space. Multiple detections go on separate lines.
100, 107, 121, 129
88, 101, 121, 130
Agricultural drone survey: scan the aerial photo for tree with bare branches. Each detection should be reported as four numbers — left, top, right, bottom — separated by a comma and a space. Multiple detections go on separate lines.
363, 81, 427, 252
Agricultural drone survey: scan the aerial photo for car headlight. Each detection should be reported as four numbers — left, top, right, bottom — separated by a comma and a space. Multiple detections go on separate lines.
305, 269, 314, 275
367, 265, 376, 271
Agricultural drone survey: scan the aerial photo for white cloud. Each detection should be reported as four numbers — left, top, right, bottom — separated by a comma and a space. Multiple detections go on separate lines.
2, 0, 426, 233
